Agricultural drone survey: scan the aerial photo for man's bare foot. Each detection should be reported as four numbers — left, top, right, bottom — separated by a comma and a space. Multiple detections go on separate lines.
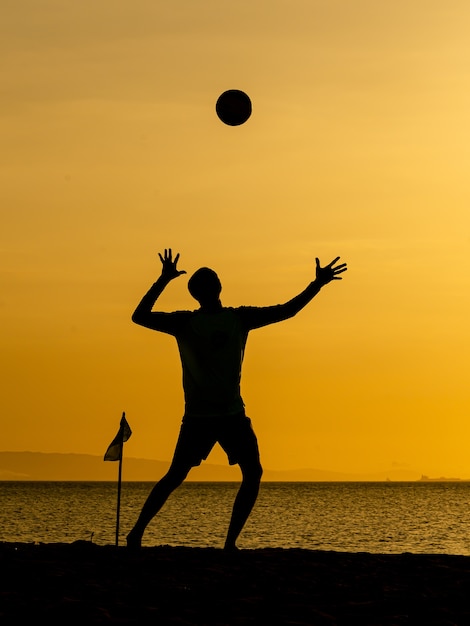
126, 530, 142, 551
223, 543, 239, 553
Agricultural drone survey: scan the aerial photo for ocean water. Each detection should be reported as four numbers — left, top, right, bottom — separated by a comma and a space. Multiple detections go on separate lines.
1, 481, 470, 555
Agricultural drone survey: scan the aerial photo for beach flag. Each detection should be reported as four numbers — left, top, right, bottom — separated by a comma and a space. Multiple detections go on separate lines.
104, 411, 132, 547
104, 412, 132, 461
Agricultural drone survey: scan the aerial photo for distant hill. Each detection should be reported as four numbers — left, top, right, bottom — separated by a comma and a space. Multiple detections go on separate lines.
0, 451, 424, 481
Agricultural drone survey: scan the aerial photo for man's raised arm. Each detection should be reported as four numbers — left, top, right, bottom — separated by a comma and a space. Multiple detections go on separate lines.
282, 256, 347, 315
132, 249, 186, 327
244, 256, 348, 329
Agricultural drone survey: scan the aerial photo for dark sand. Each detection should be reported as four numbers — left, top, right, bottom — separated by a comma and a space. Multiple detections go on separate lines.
1, 542, 470, 625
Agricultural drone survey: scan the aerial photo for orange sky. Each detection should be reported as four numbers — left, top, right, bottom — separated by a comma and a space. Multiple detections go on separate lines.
1, 1, 470, 479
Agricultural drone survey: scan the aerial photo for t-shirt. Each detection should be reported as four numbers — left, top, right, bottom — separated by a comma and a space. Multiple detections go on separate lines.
146, 304, 292, 417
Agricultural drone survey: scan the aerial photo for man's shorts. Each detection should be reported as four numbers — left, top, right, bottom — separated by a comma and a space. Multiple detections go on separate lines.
171, 412, 260, 468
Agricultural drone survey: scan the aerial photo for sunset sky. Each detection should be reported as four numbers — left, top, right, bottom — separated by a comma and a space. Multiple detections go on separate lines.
1, 1, 470, 479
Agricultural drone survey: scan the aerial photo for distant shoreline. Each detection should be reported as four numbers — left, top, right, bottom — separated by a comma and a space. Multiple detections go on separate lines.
1, 451, 465, 482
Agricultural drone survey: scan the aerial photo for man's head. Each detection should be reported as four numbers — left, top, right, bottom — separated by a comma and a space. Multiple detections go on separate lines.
188, 267, 222, 306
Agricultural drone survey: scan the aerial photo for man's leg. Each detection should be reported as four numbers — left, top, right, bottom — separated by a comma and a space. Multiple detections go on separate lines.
127, 417, 213, 549
126, 460, 191, 549
224, 456, 263, 551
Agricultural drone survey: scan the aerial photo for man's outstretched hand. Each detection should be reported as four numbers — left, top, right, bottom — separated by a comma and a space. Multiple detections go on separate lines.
158, 249, 187, 281
315, 257, 347, 287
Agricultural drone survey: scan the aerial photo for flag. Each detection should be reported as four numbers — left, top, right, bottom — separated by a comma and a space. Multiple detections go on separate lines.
104, 412, 132, 461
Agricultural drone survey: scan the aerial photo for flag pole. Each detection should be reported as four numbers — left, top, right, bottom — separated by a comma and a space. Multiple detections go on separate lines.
104, 411, 132, 548
115, 436, 123, 547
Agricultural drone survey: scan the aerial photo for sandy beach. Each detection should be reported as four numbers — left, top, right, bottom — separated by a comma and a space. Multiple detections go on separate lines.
1, 542, 470, 625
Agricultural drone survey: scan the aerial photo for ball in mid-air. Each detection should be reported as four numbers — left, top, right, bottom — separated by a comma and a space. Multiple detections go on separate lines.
216, 89, 252, 126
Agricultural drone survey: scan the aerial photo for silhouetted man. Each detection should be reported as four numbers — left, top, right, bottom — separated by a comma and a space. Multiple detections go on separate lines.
127, 249, 347, 550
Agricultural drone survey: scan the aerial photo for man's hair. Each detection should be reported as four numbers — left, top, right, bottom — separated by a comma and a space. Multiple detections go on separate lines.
188, 267, 222, 303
